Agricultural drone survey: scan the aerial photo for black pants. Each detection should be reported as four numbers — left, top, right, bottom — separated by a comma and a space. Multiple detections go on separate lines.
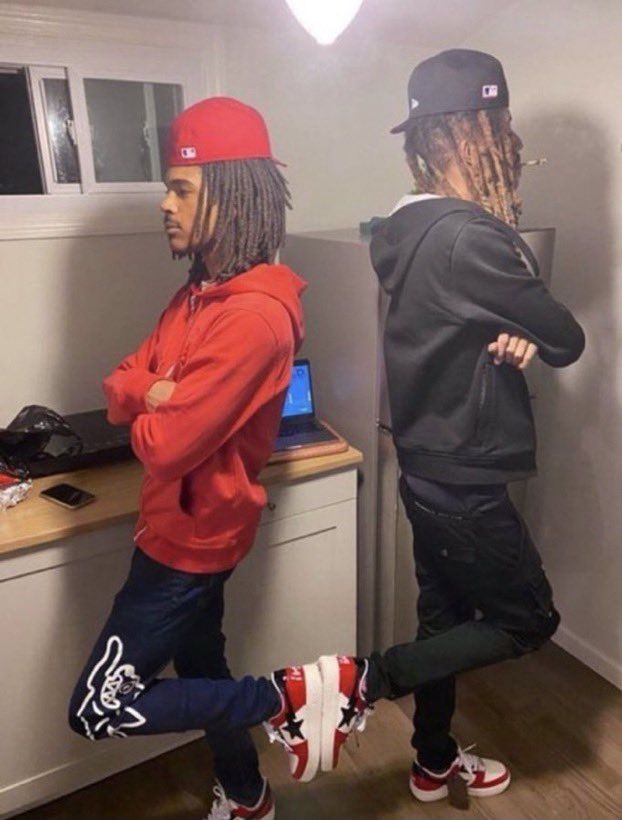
367, 476, 560, 770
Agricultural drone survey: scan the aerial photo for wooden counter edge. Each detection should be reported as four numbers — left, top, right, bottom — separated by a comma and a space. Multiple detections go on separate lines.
0, 446, 363, 558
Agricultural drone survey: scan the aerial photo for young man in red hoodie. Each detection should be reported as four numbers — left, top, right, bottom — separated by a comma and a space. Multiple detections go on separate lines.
68, 98, 325, 820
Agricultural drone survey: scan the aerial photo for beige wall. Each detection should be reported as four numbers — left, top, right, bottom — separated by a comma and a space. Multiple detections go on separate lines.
0, 234, 186, 422
220, 24, 423, 232
464, 0, 622, 686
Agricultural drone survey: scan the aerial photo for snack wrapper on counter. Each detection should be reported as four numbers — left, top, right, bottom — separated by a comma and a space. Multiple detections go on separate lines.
0, 464, 32, 511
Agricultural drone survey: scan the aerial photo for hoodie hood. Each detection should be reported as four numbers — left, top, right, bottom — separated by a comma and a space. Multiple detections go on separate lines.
190, 263, 307, 350
371, 196, 480, 295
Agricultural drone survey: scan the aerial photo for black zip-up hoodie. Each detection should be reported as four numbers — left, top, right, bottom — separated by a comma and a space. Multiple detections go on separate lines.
370, 197, 585, 484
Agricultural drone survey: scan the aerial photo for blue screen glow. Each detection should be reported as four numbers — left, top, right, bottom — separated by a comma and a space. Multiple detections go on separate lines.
282, 363, 313, 418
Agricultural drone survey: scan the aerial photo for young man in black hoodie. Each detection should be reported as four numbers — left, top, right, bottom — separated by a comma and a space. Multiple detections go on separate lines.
314, 50, 585, 806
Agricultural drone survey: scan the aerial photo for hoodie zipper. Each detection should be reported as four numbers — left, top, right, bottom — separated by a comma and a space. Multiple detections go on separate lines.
475, 362, 492, 443
134, 525, 148, 543
176, 290, 201, 373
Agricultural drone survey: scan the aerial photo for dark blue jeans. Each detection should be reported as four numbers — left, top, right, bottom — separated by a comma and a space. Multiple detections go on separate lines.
68, 548, 280, 803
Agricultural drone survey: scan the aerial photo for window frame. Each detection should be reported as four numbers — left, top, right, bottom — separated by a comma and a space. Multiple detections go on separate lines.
0, 4, 216, 240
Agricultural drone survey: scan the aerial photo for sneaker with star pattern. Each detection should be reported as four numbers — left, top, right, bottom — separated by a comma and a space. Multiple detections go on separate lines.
263, 664, 322, 782
318, 655, 373, 771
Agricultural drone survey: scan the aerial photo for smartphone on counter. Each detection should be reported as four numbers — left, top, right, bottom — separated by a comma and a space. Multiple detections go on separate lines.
40, 483, 96, 510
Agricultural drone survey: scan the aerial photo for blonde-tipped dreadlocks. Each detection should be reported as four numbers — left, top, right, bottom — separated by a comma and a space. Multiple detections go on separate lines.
404, 108, 522, 227
177, 158, 291, 284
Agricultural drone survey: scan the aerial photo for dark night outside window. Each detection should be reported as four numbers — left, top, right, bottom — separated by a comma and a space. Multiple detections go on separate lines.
0, 68, 43, 194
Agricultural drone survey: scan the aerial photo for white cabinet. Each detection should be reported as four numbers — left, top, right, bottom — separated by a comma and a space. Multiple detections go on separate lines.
0, 468, 357, 819
226, 470, 357, 674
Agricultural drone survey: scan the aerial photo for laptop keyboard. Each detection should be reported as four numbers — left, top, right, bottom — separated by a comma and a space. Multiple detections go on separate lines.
80, 430, 130, 453
280, 420, 323, 437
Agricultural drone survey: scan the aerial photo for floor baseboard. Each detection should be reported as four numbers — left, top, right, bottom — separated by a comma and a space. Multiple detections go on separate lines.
554, 625, 622, 690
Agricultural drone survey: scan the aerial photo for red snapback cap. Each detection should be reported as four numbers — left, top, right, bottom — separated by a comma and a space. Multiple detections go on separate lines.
167, 96, 278, 166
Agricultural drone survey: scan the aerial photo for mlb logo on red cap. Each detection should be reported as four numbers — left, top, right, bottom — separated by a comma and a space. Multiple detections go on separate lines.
167, 97, 277, 167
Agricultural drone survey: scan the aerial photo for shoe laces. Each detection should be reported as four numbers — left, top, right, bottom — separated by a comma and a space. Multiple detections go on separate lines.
349, 695, 375, 749
263, 721, 294, 753
352, 662, 375, 736
205, 784, 232, 820
456, 744, 484, 778
352, 702, 374, 734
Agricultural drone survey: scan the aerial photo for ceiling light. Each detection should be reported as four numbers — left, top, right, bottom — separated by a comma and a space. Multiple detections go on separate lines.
284, 0, 364, 45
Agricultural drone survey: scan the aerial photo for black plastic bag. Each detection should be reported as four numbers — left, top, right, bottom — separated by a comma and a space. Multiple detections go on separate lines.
0, 405, 83, 473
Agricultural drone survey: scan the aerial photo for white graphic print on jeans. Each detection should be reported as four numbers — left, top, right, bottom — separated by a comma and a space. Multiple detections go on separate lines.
77, 635, 146, 739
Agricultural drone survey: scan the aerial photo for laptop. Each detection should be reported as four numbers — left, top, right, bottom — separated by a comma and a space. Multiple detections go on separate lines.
26, 409, 132, 478
25, 359, 338, 475
274, 359, 340, 452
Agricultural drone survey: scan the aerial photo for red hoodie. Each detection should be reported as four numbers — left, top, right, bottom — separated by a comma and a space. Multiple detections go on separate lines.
103, 264, 306, 573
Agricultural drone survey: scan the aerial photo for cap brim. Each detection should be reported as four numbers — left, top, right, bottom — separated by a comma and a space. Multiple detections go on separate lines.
390, 118, 412, 134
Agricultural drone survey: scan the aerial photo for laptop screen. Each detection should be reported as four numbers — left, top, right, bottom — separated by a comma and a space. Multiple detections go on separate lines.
282, 361, 314, 419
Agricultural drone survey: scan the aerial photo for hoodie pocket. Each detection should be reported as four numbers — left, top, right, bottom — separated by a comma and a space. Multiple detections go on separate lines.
474, 361, 496, 445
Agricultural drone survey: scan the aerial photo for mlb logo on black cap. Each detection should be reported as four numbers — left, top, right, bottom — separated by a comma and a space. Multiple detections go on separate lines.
391, 50, 510, 133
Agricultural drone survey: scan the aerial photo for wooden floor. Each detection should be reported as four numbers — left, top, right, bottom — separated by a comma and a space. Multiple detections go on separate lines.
20, 643, 622, 819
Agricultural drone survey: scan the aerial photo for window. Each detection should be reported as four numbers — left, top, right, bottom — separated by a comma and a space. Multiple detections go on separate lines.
0, 63, 183, 196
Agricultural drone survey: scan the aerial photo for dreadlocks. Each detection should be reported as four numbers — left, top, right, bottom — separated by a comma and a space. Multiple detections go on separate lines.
179, 158, 291, 284
403, 108, 522, 226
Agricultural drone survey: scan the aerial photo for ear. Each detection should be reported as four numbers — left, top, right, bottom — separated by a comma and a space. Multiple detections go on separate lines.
206, 203, 219, 240
406, 153, 431, 179
457, 138, 477, 169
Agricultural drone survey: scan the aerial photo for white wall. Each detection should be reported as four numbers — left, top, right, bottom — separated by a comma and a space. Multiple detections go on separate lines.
220, 24, 423, 232
0, 234, 186, 422
464, 0, 622, 687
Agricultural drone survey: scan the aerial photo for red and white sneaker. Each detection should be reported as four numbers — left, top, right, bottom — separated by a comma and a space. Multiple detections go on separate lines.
318, 655, 373, 771
263, 664, 322, 782
205, 778, 275, 820
410, 745, 511, 803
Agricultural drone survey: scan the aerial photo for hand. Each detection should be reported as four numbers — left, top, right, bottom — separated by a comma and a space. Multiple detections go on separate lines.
488, 333, 539, 370
145, 379, 176, 412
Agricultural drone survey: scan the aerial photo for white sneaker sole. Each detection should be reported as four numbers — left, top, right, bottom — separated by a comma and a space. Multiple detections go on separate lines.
298, 662, 323, 782
409, 773, 511, 802
318, 655, 341, 772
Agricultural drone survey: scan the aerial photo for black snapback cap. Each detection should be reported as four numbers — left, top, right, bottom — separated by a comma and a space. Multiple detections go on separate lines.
391, 49, 509, 133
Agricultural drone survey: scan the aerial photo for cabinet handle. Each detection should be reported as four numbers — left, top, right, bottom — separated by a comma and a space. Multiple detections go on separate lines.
267, 501, 277, 512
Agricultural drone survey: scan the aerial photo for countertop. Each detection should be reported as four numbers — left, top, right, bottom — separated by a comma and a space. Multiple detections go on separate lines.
0, 447, 363, 558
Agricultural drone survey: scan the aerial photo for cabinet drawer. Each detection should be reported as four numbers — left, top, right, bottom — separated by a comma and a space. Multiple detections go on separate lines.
261, 467, 357, 526
226, 499, 357, 674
